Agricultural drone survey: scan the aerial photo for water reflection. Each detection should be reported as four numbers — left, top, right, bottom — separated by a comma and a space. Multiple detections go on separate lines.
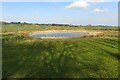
29, 32, 89, 38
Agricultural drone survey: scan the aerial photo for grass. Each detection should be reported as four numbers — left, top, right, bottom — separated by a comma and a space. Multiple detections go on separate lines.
2, 24, 118, 33
2, 24, 119, 78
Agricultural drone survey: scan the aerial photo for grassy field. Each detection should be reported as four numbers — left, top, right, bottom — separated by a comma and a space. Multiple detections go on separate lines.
2, 24, 119, 78
2, 24, 118, 33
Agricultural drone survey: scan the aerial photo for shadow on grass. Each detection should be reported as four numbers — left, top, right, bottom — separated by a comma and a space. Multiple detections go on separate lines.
100, 48, 119, 59
2, 37, 118, 78
3, 41, 85, 78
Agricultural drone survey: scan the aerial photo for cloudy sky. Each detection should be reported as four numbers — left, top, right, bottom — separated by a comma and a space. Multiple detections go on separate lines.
2, 0, 118, 26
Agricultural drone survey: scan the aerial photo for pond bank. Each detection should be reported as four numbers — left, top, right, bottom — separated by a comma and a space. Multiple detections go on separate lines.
30, 30, 103, 36
1, 30, 103, 38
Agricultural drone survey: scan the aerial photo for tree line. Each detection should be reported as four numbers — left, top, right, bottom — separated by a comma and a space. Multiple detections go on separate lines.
1, 21, 113, 27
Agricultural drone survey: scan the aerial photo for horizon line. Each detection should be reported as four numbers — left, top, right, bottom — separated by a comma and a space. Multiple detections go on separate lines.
1, 21, 118, 27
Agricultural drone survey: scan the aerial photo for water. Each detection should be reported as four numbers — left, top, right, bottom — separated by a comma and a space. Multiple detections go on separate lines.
29, 32, 89, 38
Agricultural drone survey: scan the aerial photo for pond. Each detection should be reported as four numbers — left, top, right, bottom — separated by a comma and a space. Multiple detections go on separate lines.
29, 32, 90, 38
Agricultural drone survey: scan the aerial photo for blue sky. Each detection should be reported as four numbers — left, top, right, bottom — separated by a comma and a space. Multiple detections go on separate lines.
1, 0, 119, 2
2, 1, 118, 26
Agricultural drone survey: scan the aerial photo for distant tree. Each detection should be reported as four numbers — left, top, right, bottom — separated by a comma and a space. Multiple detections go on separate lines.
17, 22, 21, 24
52, 23, 56, 26
23, 22, 27, 24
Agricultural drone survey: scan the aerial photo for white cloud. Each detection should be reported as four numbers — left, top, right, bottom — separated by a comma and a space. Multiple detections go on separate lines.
65, 0, 106, 9
66, 1, 89, 9
84, 0, 105, 2
93, 8, 109, 13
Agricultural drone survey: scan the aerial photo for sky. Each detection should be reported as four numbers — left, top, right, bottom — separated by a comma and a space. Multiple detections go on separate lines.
1, 0, 119, 2
2, 0, 118, 26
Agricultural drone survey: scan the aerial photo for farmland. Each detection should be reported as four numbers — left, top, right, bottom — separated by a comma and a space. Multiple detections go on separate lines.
2, 23, 119, 78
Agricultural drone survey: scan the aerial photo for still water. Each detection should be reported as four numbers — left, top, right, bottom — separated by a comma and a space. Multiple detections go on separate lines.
29, 32, 89, 38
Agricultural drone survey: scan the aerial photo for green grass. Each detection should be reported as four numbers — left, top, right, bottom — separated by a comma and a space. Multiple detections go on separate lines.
2, 34, 119, 78
2, 24, 119, 78
2, 24, 118, 33
2, 24, 50, 32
